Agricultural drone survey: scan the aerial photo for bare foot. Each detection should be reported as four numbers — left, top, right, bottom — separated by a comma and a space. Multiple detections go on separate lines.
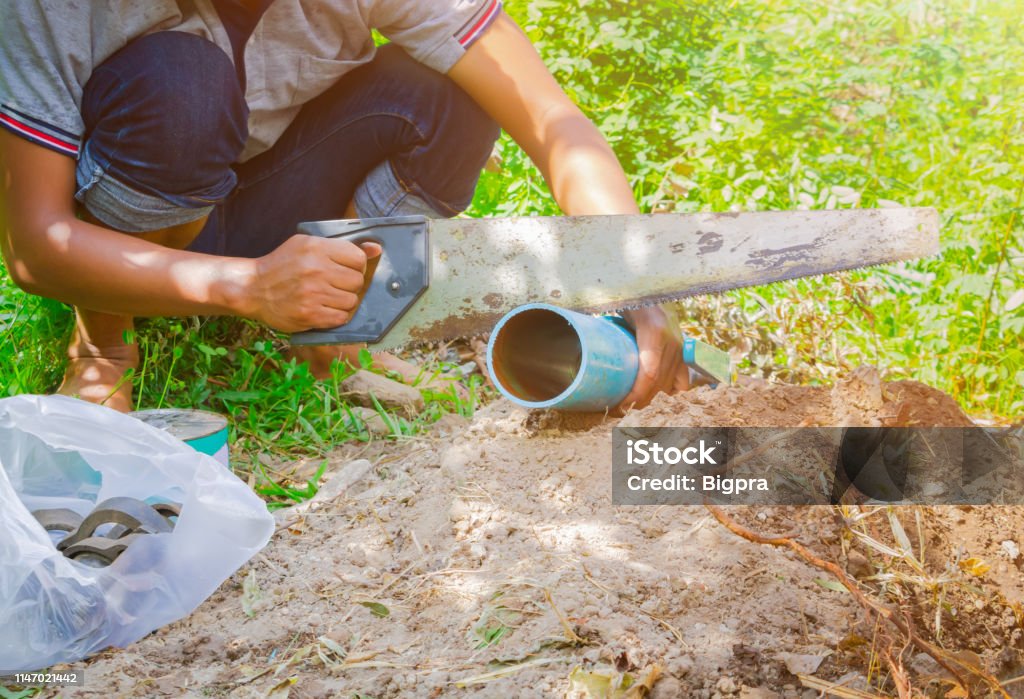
58, 356, 137, 409
286, 344, 361, 379
57, 311, 138, 413
58, 349, 138, 412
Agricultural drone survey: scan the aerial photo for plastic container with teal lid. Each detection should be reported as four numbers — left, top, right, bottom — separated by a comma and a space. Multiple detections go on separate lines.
129, 409, 230, 468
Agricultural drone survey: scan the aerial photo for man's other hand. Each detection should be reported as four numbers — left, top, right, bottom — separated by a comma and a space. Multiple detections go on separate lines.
615, 304, 690, 413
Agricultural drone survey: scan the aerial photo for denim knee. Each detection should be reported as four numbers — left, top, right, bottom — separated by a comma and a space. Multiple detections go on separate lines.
372, 46, 500, 217
76, 32, 248, 231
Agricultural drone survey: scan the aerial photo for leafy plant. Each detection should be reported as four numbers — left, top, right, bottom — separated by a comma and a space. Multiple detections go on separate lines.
0, 687, 39, 699
469, 593, 516, 650
479, 0, 1023, 417
254, 459, 329, 511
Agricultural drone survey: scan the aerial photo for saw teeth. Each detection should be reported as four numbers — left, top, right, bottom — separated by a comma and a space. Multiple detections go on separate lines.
364, 262, 892, 351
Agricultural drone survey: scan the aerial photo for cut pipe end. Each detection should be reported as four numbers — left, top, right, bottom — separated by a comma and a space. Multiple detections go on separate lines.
486, 303, 640, 411
487, 305, 585, 407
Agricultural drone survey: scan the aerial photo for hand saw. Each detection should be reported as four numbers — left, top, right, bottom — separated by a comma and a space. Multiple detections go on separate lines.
291, 208, 939, 350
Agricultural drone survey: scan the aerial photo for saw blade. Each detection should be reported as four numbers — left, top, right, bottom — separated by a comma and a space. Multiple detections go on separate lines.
360, 207, 938, 350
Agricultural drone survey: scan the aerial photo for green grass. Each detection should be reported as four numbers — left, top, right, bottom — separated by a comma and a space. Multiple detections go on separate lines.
0, 0, 1021, 499
0, 687, 38, 699
0, 294, 484, 500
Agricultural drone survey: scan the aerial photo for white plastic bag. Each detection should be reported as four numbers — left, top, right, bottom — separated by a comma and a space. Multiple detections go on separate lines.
0, 395, 275, 673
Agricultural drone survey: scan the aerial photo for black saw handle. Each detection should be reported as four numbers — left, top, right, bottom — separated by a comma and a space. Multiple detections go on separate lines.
290, 215, 430, 345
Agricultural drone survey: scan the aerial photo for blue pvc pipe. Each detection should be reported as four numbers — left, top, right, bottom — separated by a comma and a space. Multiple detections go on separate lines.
486, 303, 639, 411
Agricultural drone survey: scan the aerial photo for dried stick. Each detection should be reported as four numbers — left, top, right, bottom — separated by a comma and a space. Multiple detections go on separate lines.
704, 504, 1009, 698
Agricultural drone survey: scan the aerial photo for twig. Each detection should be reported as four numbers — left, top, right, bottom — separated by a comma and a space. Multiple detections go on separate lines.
375, 558, 423, 595
705, 504, 1010, 698
796, 674, 886, 698
231, 665, 274, 687
880, 641, 910, 699
543, 588, 586, 645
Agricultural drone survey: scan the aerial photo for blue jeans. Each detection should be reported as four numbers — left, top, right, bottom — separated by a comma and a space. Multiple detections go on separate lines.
75, 32, 500, 257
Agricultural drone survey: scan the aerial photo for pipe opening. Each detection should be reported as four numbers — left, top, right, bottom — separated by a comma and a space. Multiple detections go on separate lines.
489, 308, 583, 403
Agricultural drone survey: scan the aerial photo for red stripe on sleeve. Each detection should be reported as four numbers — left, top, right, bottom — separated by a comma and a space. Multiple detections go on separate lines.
458, 0, 500, 47
0, 113, 79, 156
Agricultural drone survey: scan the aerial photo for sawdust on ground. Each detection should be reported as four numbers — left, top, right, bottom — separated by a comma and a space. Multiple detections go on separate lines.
52, 369, 1022, 699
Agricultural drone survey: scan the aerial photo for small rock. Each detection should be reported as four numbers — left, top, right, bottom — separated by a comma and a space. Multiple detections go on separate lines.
321, 459, 373, 497
640, 598, 660, 614
349, 407, 393, 436
740, 688, 781, 699
1001, 540, 1020, 561
910, 652, 942, 676
341, 370, 425, 414
846, 550, 872, 579
433, 412, 469, 435
448, 498, 471, 523
715, 676, 738, 694
650, 676, 683, 698
440, 445, 472, 480
778, 652, 830, 675
346, 544, 368, 567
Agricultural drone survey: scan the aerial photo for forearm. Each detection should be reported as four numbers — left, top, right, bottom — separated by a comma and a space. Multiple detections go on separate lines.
1, 131, 254, 318
448, 14, 637, 217
4, 213, 254, 318
532, 105, 639, 217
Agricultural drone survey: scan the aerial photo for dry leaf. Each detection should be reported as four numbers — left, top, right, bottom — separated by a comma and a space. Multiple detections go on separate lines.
568, 664, 662, 698
266, 677, 295, 699
777, 652, 831, 675
958, 557, 991, 577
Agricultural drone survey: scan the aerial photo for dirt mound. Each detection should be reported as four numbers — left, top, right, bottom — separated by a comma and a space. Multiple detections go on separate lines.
59, 369, 1021, 699
618, 367, 972, 429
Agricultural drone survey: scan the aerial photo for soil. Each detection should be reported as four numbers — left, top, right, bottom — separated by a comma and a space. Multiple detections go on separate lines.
49, 368, 1023, 699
